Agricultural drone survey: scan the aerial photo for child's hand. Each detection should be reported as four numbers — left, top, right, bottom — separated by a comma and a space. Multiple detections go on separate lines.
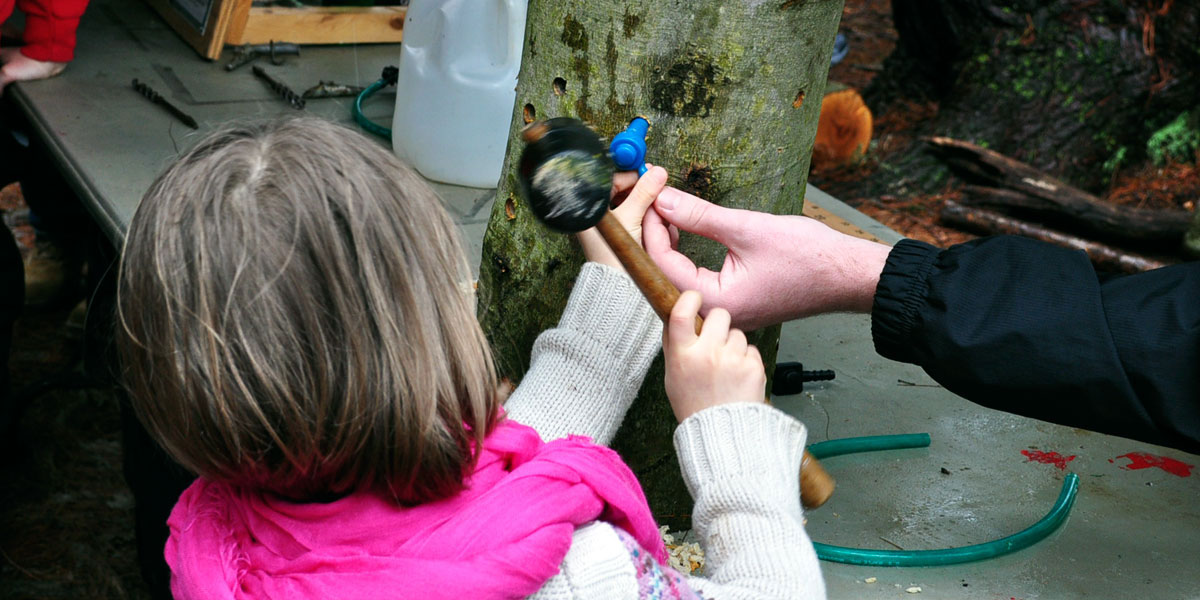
577, 165, 668, 270
663, 290, 767, 423
0, 48, 68, 94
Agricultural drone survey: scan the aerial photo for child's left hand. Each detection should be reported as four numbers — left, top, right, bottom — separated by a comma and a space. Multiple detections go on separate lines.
577, 165, 668, 270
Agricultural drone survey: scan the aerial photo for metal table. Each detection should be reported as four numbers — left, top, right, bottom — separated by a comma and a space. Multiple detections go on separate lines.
8, 0, 401, 244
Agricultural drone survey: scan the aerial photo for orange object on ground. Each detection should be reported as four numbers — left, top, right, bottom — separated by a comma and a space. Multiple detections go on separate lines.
813, 88, 873, 169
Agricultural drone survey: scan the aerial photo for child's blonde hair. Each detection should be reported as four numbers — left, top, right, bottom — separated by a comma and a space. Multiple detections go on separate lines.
117, 117, 499, 502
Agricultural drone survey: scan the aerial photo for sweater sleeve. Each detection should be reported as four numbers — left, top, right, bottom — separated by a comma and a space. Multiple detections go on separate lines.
677, 403, 826, 600
530, 404, 825, 600
528, 522, 641, 600
872, 235, 1200, 452
17, 0, 91, 62
504, 262, 662, 444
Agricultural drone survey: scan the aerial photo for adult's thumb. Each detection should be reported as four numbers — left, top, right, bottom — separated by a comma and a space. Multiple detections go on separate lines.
653, 187, 739, 245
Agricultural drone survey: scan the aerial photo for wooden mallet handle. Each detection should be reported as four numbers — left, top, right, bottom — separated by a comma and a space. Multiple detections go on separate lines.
594, 212, 836, 509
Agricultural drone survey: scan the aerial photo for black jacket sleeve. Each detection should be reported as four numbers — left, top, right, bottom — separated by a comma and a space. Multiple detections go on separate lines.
871, 236, 1200, 453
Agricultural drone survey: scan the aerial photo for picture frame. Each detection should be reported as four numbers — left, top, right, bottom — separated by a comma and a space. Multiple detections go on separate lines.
144, 0, 239, 59
145, 0, 407, 60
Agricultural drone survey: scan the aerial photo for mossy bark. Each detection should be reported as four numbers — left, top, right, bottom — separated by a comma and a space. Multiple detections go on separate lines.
478, 0, 843, 529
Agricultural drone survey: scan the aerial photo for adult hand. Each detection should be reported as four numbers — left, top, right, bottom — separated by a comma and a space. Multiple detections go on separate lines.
0, 48, 67, 94
643, 187, 892, 330
576, 165, 668, 270
662, 290, 765, 423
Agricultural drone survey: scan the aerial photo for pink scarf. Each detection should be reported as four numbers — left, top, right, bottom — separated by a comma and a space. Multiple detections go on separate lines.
165, 418, 668, 600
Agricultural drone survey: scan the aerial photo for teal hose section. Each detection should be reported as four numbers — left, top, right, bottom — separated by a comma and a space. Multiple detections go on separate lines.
353, 78, 392, 139
812, 473, 1078, 566
808, 433, 931, 459
805, 433, 1080, 566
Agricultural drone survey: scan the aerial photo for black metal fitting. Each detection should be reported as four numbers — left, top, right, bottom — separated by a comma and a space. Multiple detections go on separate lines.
771, 361, 836, 396
225, 41, 301, 71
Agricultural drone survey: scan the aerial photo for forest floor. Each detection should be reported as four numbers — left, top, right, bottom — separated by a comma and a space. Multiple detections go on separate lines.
1, 1, 1197, 599
812, 0, 1199, 249
812, 0, 976, 246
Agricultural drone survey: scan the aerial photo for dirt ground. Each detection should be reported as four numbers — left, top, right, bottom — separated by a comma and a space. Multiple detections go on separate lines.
1, 181, 148, 599
0, 1, 1196, 598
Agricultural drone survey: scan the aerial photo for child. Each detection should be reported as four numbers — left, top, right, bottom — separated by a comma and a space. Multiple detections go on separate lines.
116, 117, 824, 600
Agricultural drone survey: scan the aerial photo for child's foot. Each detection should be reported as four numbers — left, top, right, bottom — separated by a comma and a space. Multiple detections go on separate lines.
0, 48, 68, 93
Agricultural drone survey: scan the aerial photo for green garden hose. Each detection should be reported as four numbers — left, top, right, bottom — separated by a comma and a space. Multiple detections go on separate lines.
353, 66, 398, 140
808, 433, 932, 459
807, 433, 1079, 566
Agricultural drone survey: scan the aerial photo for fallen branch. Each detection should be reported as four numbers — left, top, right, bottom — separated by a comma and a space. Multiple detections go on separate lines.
940, 200, 1171, 273
959, 185, 1059, 212
926, 137, 1192, 243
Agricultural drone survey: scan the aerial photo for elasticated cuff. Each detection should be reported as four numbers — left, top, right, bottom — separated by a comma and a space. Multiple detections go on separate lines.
871, 239, 941, 363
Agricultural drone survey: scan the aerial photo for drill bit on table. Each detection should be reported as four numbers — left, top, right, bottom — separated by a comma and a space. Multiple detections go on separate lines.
131, 79, 198, 129
252, 66, 306, 110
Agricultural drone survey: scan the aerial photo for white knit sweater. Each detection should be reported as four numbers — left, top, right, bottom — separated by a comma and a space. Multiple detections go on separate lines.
504, 263, 826, 600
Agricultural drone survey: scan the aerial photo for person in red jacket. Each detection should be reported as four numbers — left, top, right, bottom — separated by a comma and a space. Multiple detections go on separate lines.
0, 0, 90, 92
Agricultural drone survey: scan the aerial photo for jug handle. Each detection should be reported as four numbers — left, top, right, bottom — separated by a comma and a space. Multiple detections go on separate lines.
502, 1, 529, 73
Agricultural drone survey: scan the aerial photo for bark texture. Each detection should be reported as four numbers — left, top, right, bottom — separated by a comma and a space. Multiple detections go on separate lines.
478, 0, 843, 528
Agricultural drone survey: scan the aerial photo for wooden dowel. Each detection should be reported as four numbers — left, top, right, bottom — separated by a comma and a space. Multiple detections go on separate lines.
595, 213, 701, 332
594, 211, 836, 509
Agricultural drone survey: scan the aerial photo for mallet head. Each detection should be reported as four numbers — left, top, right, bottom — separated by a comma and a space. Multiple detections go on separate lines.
518, 118, 615, 233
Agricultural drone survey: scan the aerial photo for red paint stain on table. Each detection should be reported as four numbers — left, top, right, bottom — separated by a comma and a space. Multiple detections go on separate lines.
1111, 452, 1194, 477
1021, 450, 1076, 470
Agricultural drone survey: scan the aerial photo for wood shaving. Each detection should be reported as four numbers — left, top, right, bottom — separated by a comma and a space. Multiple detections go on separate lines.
660, 526, 705, 575
906, 586, 922, 593
864, 577, 877, 584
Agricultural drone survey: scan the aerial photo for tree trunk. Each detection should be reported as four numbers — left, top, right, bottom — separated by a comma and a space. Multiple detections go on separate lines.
478, 0, 843, 528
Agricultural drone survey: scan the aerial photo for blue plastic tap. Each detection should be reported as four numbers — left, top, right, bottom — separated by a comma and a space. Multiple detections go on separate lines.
609, 117, 650, 175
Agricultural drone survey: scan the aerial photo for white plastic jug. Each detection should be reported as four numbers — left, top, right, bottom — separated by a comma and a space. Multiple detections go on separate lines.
391, 0, 528, 188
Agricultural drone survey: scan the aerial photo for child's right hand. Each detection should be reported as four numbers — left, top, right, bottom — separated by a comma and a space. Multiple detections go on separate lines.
663, 290, 767, 423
